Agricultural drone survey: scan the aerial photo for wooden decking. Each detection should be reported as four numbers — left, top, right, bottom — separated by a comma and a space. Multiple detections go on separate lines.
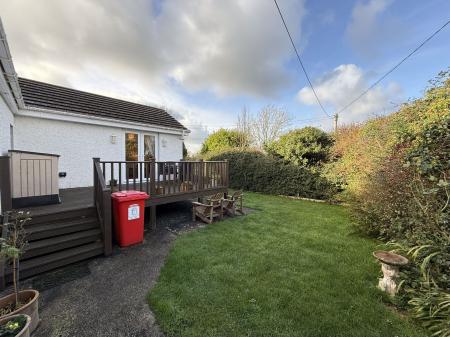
16, 187, 94, 216
0, 159, 229, 288
16, 184, 227, 216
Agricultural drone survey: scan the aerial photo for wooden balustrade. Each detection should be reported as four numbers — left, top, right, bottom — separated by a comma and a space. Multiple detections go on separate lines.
0, 155, 12, 213
93, 158, 112, 256
97, 160, 229, 196
0, 211, 9, 289
92, 158, 228, 248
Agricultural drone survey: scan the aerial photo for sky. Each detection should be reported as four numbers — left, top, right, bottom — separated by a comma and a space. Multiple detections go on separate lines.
1, 0, 449, 152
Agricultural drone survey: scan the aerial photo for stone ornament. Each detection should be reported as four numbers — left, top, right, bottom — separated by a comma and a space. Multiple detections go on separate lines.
373, 251, 409, 296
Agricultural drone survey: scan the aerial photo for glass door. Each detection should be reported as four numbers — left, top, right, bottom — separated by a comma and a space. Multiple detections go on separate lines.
125, 132, 139, 180
143, 134, 156, 179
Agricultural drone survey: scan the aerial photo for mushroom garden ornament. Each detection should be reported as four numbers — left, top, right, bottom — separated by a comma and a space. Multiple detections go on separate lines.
373, 251, 408, 296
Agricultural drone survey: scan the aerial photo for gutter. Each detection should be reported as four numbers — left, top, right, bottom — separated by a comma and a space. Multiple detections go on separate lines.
0, 18, 24, 112
19, 106, 191, 135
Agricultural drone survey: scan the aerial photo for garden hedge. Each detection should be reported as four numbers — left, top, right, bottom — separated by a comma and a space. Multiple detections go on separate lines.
327, 70, 450, 336
208, 150, 336, 200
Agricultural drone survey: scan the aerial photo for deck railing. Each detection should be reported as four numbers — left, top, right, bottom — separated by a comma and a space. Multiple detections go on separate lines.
97, 160, 229, 196
93, 158, 112, 256
93, 158, 228, 245
0, 211, 9, 289
0, 155, 12, 212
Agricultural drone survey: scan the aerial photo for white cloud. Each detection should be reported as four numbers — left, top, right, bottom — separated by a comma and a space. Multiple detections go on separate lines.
0, 0, 307, 151
297, 64, 402, 125
346, 0, 406, 58
1, 0, 307, 97
319, 10, 335, 25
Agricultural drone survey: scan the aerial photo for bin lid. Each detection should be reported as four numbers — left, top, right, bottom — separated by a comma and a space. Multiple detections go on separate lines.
111, 190, 149, 201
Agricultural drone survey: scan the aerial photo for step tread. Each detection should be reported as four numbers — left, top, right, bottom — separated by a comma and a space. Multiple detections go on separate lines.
26, 229, 101, 251
6, 241, 104, 275
26, 217, 98, 234
28, 205, 96, 218
27, 207, 97, 225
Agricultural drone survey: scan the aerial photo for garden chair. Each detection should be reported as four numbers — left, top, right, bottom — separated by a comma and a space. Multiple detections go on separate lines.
180, 181, 193, 192
222, 190, 244, 216
192, 196, 223, 224
206, 192, 224, 204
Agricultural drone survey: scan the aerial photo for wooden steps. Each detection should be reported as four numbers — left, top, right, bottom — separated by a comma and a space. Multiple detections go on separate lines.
26, 217, 99, 241
3, 206, 105, 283
6, 242, 104, 282
23, 229, 102, 259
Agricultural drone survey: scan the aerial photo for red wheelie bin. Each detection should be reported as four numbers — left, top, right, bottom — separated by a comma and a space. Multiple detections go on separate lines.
111, 190, 149, 247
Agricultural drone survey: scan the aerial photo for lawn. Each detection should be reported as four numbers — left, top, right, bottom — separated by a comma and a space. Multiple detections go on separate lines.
148, 193, 426, 337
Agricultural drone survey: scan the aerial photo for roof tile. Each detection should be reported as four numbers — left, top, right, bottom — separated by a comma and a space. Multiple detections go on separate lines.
18, 78, 187, 130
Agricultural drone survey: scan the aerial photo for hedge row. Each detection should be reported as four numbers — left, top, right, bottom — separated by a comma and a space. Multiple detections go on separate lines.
327, 70, 450, 336
208, 150, 336, 200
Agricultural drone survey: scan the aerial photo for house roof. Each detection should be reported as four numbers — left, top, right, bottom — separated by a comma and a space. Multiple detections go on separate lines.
18, 77, 187, 131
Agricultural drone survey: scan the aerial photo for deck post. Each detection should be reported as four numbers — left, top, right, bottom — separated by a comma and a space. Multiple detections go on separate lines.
0, 155, 12, 213
225, 159, 229, 188
93, 158, 100, 205
149, 159, 157, 230
224, 159, 229, 198
102, 189, 113, 256
150, 205, 156, 230
0, 212, 8, 290
150, 159, 156, 196
199, 159, 204, 191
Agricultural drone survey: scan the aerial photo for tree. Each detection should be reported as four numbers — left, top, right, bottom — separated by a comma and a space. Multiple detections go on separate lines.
200, 128, 248, 154
236, 106, 253, 148
0, 211, 30, 310
252, 105, 289, 149
182, 142, 188, 159
267, 127, 333, 166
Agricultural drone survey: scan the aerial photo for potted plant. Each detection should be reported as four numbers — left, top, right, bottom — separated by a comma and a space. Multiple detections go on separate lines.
0, 314, 31, 337
109, 179, 118, 191
0, 211, 40, 333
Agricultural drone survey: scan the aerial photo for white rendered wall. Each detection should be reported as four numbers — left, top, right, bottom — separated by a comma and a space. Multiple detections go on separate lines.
14, 115, 183, 189
0, 95, 14, 155
158, 133, 183, 162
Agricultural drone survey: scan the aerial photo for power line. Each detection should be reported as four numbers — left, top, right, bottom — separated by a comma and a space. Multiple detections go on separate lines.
183, 116, 333, 128
273, 0, 330, 118
336, 19, 450, 115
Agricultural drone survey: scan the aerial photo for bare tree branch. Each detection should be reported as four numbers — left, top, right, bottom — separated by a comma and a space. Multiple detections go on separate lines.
236, 106, 253, 148
252, 105, 290, 149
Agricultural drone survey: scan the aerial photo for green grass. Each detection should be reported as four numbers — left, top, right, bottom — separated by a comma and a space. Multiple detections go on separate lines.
148, 193, 426, 337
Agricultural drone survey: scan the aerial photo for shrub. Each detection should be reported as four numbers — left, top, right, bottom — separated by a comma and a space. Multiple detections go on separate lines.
266, 127, 334, 167
390, 242, 450, 337
328, 70, 450, 336
0, 315, 28, 336
200, 129, 248, 154
208, 149, 337, 200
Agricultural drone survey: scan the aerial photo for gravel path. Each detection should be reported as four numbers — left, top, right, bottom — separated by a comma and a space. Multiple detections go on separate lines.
31, 228, 174, 337
27, 201, 197, 337
10, 201, 248, 336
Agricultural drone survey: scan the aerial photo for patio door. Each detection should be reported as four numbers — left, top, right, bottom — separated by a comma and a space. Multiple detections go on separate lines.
143, 134, 156, 180
125, 132, 156, 181
125, 132, 139, 180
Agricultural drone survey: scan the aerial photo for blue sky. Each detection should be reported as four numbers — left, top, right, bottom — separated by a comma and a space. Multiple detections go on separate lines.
1, 0, 449, 151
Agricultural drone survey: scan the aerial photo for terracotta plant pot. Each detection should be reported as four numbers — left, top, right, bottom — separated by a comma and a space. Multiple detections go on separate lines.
0, 314, 31, 337
0, 290, 40, 333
